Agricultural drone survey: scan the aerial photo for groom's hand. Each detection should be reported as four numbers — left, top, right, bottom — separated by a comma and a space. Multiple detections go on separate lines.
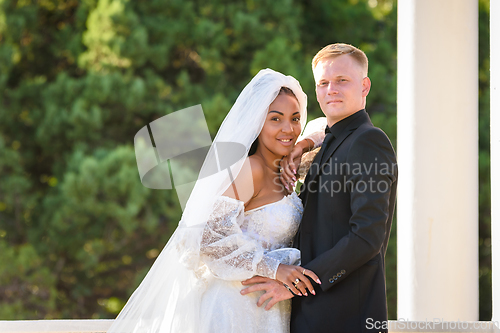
240, 276, 294, 310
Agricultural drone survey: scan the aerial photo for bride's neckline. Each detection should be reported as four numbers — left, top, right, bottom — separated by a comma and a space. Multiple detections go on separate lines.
244, 193, 295, 213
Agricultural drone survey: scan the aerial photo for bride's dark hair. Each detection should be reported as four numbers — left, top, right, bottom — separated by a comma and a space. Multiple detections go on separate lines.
248, 86, 298, 156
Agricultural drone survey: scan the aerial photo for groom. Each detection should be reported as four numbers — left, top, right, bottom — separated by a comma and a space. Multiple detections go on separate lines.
241, 43, 397, 333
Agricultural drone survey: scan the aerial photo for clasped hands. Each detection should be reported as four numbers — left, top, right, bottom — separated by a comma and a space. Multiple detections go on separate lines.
240, 264, 321, 311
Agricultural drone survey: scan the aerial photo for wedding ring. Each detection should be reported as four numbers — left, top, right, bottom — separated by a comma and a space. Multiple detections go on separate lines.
302, 269, 306, 275
294, 278, 300, 285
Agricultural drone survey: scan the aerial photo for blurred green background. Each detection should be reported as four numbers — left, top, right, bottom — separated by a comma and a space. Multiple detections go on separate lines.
0, 0, 491, 320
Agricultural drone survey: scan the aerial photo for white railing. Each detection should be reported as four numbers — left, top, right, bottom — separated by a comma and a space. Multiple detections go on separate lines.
0, 320, 498, 333
0, 320, 113, 333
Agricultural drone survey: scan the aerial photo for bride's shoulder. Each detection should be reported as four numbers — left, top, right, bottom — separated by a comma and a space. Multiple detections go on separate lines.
248, 155, 265, 179
246, 155, 265, 194
221, 156, 264, 203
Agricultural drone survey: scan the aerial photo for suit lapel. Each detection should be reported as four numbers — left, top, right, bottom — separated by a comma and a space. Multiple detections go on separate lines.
297, 111, 373, 244
306, 131, 350, 181
305, 111, 372, 182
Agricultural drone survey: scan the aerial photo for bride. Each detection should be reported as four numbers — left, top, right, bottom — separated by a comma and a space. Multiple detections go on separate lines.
108, 69, 324, 333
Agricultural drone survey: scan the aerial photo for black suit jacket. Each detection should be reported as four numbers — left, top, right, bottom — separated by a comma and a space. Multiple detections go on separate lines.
291, 110, 397, 333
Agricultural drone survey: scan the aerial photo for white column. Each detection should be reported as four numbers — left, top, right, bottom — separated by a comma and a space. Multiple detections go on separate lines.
491, 0, 500, 324
397, 0, 478, 321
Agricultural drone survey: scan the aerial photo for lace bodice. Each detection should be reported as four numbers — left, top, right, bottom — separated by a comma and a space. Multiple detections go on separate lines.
200, 192, 303, 281
242, 193, 303, 251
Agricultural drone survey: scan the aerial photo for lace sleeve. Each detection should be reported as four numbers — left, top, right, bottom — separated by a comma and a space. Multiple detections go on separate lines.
298, 117, 328, 149
200, 197, 285, 280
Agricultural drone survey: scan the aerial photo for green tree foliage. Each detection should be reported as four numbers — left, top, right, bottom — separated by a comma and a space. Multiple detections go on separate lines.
478, 0, 491, 321
0, 0, 490, 321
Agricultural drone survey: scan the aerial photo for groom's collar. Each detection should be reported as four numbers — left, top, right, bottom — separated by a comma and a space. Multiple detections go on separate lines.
325, 109, 367, 138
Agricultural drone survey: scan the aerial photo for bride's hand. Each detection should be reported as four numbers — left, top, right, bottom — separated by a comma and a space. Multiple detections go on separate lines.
280, 139, 311, 191
275, 264, 321, 296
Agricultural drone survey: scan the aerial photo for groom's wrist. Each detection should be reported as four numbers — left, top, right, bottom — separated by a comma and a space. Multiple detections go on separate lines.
299, 139, 313, 154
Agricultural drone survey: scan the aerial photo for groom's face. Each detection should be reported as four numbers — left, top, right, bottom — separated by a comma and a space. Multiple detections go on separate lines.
313, 54, 371, 126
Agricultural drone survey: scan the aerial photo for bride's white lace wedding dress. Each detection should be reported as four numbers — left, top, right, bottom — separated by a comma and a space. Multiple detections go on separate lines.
197, 192, 303, 333
107, 69, 317, 333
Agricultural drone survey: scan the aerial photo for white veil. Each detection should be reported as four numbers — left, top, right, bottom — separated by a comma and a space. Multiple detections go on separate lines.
108, 68, 307, 333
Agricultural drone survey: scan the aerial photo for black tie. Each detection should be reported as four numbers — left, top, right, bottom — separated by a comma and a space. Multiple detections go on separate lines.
318, 132, 336, 165
308, 130, 335, 172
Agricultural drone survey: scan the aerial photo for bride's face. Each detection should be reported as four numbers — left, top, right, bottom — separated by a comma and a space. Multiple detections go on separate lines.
257, 93, 301, 158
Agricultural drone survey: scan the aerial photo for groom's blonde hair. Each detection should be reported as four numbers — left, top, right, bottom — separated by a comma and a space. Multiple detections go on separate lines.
312, 43, 368, 76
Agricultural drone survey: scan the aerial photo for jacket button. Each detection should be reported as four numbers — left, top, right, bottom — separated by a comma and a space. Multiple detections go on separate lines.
334, 276, 338, 281
337, 273, 342, 277
341, 269, 346, 274
329, 278, 334, 283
